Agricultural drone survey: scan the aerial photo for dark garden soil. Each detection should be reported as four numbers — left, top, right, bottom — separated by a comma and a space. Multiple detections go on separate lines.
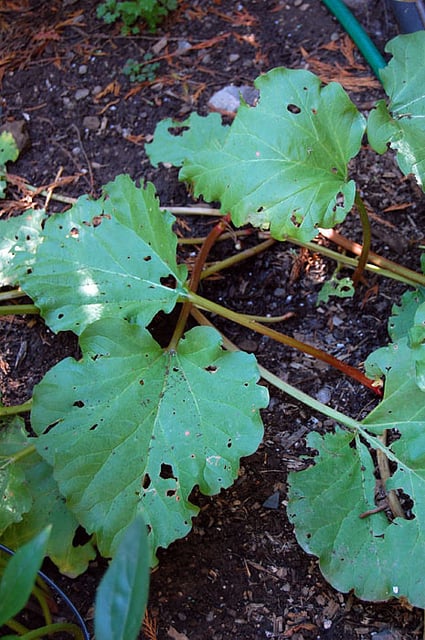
1, 1, 425, 639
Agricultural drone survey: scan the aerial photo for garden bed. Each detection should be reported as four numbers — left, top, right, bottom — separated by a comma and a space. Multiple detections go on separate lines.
1, 1, 425, 639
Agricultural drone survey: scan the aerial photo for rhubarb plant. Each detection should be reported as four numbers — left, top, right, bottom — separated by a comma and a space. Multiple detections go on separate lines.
145, 30, 425, 608
1, 30, 425, 612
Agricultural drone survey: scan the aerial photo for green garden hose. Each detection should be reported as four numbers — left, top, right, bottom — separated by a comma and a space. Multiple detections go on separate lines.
321, 0, 387, 79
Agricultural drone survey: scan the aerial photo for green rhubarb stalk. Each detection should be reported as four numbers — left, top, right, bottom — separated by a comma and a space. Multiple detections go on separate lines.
188, 291, 381, 394
0, 304, 39, 316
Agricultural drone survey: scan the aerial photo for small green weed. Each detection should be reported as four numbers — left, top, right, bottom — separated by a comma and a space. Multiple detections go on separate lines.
123, 54, 160, 83
97, 0, 177, 34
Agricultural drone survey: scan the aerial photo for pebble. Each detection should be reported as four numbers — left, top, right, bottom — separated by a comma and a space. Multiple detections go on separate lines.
208, 85, 259, 115
316, 387, 331, 404
75, 88, 89, 101
228, 53, 240, 63
175, 39, 191, 55
152, 37, 167, 55
238, 338, 258, 353
63, 97, 73, 109
262, 491, 280, 510
82, 116, 100, 130
78, 64, 87, 75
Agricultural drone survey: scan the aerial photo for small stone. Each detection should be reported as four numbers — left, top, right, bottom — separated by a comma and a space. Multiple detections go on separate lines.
300, 2, 310, 9
0, 119, 30, 152
316, 387, 331, 404
175, 40, 192, 55
262, 491, 280, 509
208, 85, 259, 115
152, 36, 167, 55
238, 338, 258, 353
92, 85, 102, 96
75, 88, 89, 101
82, 116, 100, 130
78, 64, 87, 75
63, 97, 73, 109
229, 53, 240, 63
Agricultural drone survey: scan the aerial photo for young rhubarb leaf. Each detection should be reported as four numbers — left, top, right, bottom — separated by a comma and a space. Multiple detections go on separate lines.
31, 321, 268, 563
368, 32, 425, 189
19, 176, 188, 335
0, 209, 45, 286
0, 417, 96, 577
148, 68, 365, 241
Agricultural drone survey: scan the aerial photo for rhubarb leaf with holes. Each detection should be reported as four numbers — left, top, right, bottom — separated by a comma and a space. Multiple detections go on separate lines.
288, 291, 425, 608
0, 416, 96, 577
0, 209, 45, 286
146, 111, 228, 169
19, 175, 188, 335
368, 32, 425, 189
31, 320, 268, 563
287, 420, 425, 607
147, 67, 365, 241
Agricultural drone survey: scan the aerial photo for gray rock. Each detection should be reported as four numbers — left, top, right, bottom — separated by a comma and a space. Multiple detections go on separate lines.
75, 88, 89, 101
82, 116, 100, 130
208, 85, 259, 115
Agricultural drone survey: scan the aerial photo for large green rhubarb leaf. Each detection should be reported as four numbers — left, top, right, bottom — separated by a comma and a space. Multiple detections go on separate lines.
31, 320, 268, 563
368, 32, 425, 189
288, 295, 425, 607
288, 423, 425, 607
147, 67, 365, 241
19, 176, 188, 334
0, 417, 96, 577
0, 209, 45, 286
147, 111, 228, 169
